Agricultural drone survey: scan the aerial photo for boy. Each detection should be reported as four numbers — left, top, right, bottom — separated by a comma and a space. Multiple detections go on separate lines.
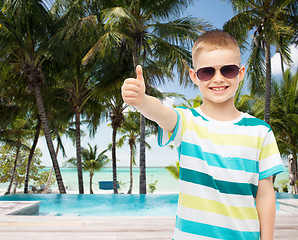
121, 30, 284, 240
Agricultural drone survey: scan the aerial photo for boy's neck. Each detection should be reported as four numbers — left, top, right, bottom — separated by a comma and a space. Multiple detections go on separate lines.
200, 99, 241, 121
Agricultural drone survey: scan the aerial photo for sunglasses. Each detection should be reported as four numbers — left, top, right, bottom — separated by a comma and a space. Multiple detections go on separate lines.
195, 64, 240, 81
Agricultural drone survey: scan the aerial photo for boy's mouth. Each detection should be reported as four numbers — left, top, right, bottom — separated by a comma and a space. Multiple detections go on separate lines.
209, 86, 229, 91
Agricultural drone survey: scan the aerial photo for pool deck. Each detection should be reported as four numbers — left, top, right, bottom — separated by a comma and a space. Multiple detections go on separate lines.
0, 201, 40, 215
0, 200, 298, 239
0, 214, 297, 239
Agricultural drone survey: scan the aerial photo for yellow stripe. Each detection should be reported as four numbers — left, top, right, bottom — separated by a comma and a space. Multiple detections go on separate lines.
259, 142, 279, 160
176, 109, 188, 137
184, 119, 264, 149
179, 193, 258, 220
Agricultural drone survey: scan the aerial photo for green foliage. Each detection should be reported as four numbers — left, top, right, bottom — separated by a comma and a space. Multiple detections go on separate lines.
148, 180, 158, 194
224, 0, 296, 94
166, 161, 180, 180
64, 144, 110, 171
277, 179, 289, 193
0, 144, 54, 189
252, 69, 297, 157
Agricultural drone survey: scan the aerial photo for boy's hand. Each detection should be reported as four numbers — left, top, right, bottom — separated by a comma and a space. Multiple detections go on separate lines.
121, 65, 146, 108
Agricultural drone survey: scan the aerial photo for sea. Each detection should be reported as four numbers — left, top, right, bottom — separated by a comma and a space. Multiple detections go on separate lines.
0, 167, 290, 194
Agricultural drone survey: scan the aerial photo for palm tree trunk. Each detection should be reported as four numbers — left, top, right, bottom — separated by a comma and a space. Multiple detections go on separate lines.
13, 178, 18, 194
127, 142, 134, 194
290, 139, 298, 194
139, 114, 146, 194
264, 40, 272, 124
112, 126, 118, 194
279, 37, 285, 75
90, 169, 94, 194
75, 108, 84, 194
132, 40, 147, 194
42, 142, 59, 194
32, 84, 66, 194
5, 146, 20, 195
279, 52, 284, 75
24, 118, 41, 193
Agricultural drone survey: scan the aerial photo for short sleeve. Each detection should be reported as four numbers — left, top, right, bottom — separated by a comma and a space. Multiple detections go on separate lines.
158, 109, 182, 148
259, 130, 284, 180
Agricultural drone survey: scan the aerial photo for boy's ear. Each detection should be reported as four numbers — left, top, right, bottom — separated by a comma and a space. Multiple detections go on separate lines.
189, 68, 199, 86
239, 66, 245, 82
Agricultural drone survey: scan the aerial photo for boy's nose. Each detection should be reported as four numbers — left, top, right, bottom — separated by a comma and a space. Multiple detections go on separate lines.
211, 69, 224, 83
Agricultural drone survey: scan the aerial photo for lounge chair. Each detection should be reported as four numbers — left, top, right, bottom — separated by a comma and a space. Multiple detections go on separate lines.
98, 181, 119, 190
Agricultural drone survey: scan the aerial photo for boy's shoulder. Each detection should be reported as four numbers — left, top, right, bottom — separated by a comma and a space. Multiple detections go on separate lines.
175, 106, 271, 131
175, 106, 209, 121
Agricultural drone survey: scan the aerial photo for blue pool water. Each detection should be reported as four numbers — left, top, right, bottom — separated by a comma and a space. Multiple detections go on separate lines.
0, 193, 296, 216
0, 194, 179, 216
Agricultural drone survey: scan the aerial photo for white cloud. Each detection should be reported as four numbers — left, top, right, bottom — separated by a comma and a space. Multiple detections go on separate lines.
271, 44, 298, 76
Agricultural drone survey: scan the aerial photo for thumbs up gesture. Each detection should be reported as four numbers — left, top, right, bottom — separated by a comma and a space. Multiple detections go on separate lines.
121, 65, 146, 108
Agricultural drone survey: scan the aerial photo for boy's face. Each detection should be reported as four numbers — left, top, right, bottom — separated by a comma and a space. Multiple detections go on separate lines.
189, 48, 245, 106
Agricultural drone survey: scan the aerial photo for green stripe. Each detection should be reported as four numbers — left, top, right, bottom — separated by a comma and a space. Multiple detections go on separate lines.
158, 109, 181, 147
176, 106, 209, 121
180, 167, 258, 197
235, 117, 271, 131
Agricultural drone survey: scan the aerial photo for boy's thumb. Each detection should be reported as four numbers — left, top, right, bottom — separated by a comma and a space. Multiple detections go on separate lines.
136, 65, 144, 82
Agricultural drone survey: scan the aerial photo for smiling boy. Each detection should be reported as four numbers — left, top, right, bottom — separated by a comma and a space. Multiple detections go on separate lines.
121, 30, 284, 240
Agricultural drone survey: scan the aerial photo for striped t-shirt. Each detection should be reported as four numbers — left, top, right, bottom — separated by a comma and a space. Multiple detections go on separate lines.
158, 107, 284, 240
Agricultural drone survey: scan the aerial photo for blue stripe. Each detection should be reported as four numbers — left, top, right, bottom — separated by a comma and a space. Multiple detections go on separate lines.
180, 141, 259, 173
259, 165, 285, 180
176, 216, 259, 240
180, 167, 258, 197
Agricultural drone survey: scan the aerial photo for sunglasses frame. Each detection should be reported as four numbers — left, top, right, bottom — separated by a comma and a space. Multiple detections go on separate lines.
195, 64, 240, 81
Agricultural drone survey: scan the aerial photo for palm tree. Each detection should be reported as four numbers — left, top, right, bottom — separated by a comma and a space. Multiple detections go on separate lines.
252, 69, 297, 188
66, 144, 110, 194
85, 0, 210, 194
23, 118, 41, 193
223, 0, 297, 124
0, 0, 66, 193
265, 69, 297, 192
117, 112, 138, 194
117, 111, 154, 194
105, 87, 126, 194
2, 118, 32, 195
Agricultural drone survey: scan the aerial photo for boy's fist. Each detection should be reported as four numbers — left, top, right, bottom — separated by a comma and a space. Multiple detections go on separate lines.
121, 65, 146, 108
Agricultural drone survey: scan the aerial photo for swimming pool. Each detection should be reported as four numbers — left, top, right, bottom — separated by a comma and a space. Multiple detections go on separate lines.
0, 194, 179, 216
0, 193, 295, 216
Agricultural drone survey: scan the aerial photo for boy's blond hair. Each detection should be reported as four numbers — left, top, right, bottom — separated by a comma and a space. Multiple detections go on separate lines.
192, 30, 241, 66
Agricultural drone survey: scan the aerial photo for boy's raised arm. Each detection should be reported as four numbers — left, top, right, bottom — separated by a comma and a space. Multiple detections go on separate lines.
121, 65, 177, 133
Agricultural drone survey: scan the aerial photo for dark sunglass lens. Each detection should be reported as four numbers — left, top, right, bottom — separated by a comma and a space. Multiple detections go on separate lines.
197, 67, 215, 81
221, 65, 239, 79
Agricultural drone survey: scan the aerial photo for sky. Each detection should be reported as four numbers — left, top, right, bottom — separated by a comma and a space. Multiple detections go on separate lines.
37, 0, 298, 168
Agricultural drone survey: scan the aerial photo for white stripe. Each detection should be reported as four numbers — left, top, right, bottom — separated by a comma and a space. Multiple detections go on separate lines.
262, 131, 276, 146
179, 180, 256, 208
177, 206, 260, 232
259, 153, 282, 173
174, 228, 219, 240
180, 155, 259, 185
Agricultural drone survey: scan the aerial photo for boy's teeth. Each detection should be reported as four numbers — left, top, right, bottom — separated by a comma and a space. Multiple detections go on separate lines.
212, 87, 226, 91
